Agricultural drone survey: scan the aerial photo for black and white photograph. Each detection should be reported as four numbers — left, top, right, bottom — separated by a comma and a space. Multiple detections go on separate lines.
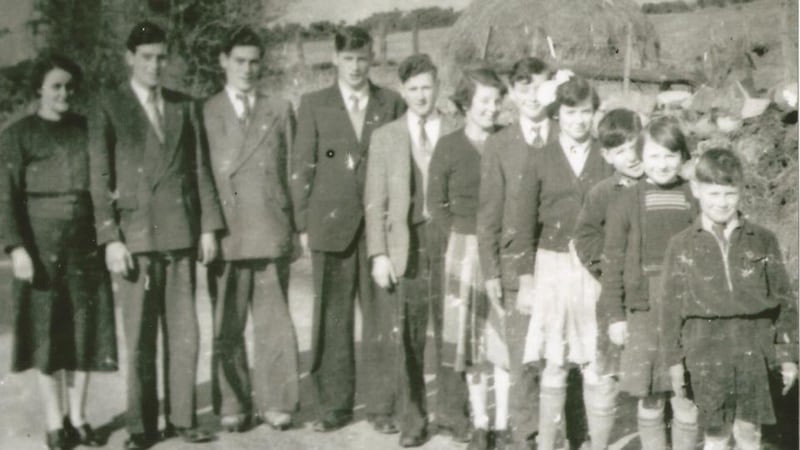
0, 0, 797, 449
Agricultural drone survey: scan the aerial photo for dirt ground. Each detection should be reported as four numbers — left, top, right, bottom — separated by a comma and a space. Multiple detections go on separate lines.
0, 257, 796, 449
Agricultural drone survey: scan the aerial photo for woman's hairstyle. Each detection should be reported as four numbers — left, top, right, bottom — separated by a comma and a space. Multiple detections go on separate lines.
638, 115, 691, 161
693, 148, 743, 186
597, 108, 643, 149
547, 75, 600, 118
450, 67, 506, 114
29, 53, 82, 97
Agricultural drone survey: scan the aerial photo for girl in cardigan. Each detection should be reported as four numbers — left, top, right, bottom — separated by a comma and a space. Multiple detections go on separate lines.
513, 75, 613, 450
598, 116, 699, 450
428, 67, 508, 450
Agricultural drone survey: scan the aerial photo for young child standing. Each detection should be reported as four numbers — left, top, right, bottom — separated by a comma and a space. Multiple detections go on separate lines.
660, 148, 798, 450
572, 108, 643, 450
513, 75, 613, 450
598, 116, 698, 450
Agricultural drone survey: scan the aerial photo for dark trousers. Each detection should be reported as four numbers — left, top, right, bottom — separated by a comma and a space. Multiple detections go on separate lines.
310, 226, 395, 420
116, 251, 199, 436
208, 259, 299, 417
504, 290, 541, 443
395, 222, 469, 436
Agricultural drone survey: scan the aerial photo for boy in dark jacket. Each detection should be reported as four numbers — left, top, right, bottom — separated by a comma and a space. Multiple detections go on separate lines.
660, 148, 798, 450
572, 108, 643, 450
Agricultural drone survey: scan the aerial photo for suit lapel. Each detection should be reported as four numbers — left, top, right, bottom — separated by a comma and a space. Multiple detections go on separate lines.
152, 92, 184, 187
208, 92, 244, 175
350, 83, 387, 168
230, 93, 278, 174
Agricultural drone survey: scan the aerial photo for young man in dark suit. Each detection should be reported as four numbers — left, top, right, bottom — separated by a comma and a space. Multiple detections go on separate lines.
290, 26, 406, 433
365, 54, 466, 447
203, 27, 299, 433
88, 22, 223, 450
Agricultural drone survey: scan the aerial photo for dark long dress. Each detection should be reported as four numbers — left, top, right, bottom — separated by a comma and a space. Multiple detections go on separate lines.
0, 112, 117, 374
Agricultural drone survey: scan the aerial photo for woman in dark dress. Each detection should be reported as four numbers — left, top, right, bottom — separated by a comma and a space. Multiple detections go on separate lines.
0, 54, 117, 450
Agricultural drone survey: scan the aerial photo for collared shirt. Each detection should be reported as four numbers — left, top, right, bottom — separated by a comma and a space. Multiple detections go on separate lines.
519, 116, 550, 147
130, 78, 163, 117
338, 81, 369, 112
701, 213, 741, 242
406, 111, 441, 220
407, 110, 441, 151
559, 133, 591, 175
225, 86, 256, 119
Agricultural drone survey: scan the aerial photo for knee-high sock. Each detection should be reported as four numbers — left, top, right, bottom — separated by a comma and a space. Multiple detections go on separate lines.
538, 365, 568, 450
583, 373, 617, 450
637, 398, 667, 450
670, 397, 698, 450
467, 372, 489, 429
732, 419, 761, 450
494, 366, 510, 430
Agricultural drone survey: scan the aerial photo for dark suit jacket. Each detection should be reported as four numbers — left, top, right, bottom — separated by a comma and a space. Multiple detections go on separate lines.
204, 90, 296, 260
290, 82, 406, 252
477, 119, 558, 290
364, 113, 459, 276
88, 83, 224, 253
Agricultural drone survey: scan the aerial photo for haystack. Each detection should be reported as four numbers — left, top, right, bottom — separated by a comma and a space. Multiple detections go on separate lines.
441, 0, 660, 79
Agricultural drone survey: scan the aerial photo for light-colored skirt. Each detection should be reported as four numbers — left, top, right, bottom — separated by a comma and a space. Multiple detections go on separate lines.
522, 244, 600, 366
442, 232, 508, 372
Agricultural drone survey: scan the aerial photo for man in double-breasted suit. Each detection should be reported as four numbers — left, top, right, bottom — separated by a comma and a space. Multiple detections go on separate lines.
364, 54, 466, 447
203, 27, 299, 433
290, 26, 406, 432
88, 22, 223, 450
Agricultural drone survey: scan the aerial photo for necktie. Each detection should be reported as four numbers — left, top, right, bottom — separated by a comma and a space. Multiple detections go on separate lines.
419, 117, 432, 157
236, 92, 251, 128
531, 126, 544, 148
147, 89, 164, 143
349, 94, 360, 113
712, 223, 728, 254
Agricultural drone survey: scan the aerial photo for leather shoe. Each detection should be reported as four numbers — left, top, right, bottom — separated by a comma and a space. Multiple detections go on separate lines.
63, 416, 104, 447
371, 416, 398, 434
312, 413, 353, 432
399, 431, 428, 447
467, 428, 490, 450
123, 433, 157, 450
262, 410, 293, 431
221, 414, 251, 433
45, 429, 68, 450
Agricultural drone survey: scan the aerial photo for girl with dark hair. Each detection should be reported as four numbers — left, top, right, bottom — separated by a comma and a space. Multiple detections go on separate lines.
0, 54, 117, 450
428, 67, 508, 450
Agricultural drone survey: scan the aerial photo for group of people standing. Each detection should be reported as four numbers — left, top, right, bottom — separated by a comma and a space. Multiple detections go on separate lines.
1, 18, 796, 450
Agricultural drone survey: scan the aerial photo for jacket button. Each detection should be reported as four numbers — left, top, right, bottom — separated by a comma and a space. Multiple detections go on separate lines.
326, 150, 335, 158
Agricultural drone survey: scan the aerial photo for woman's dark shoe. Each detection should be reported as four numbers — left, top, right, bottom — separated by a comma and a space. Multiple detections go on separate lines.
63, 416, 105, 447
124, 433, 157, 450
45, 429, 68, 450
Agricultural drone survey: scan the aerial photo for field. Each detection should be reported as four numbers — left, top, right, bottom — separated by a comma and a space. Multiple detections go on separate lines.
271, 0, 791, 100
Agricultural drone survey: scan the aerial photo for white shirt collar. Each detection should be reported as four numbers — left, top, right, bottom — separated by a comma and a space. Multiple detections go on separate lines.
701, 213, 741, 240
407, 110, 441, 148
130, 78, 162, 109
519, 116, 549, 145
338, 81, 369, 110
225, 86, 256, 117
559, 133, 590, 156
